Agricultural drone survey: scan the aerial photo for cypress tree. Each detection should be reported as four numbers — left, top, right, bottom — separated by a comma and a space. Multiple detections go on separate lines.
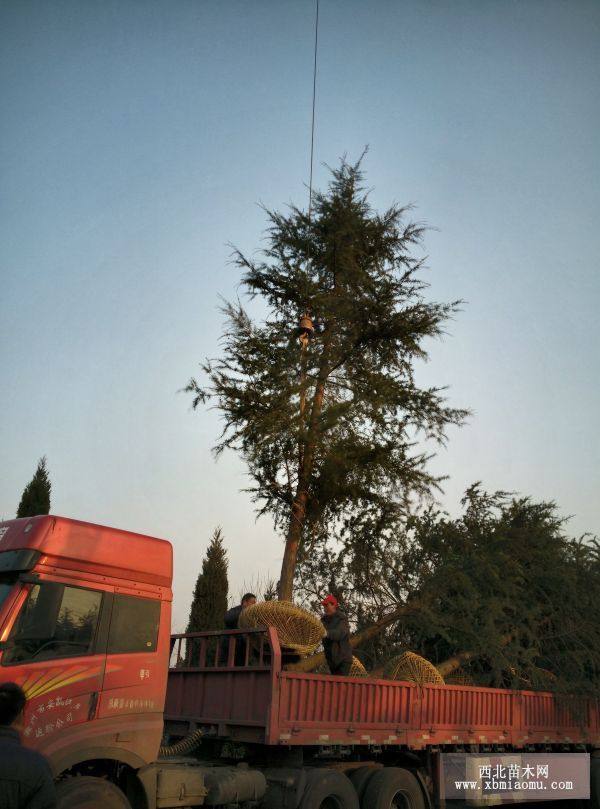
17, 457, 51, 518
186, 155, 468, 600
186, 527, 229, 633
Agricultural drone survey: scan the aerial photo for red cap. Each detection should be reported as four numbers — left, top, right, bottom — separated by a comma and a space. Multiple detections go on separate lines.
321, 594, 338, 608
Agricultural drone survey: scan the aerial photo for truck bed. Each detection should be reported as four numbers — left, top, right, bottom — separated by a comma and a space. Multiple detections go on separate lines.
165, 628, 600, 750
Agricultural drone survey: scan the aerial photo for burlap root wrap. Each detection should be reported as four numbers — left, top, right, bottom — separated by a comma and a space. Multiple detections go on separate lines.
314, 656, 368, 678
384, 651, 445, 686
445, 666, 475, 686
239, 600, 325, 656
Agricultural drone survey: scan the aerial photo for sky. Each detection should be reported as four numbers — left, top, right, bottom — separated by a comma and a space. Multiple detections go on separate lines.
1, 0, 598, 631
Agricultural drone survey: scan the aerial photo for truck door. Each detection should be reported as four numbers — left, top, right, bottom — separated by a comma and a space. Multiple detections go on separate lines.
96, 589, 166, 760
0, 577, 110, 750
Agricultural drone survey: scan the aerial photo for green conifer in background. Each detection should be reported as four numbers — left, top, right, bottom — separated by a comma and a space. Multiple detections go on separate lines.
186, 527, 229, 632
17, 457, 51, 518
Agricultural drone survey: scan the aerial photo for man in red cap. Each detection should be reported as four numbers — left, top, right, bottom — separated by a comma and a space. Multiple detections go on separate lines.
320, 595, 353, 676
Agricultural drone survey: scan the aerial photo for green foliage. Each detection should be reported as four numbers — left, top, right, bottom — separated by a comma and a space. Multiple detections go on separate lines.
262, 580, 278, 601
17, 457, 51, 518
401, 486, 600, 694
186, 155, 468, 593
307, 484, 600, 695
186, 527, 229, 633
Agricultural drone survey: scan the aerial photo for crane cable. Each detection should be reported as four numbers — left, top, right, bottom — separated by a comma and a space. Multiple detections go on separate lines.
307, 0, 319, 224
296, 0, 320, 473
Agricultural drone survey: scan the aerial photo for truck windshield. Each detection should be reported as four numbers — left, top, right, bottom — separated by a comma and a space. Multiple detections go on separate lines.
2, 580, 103, 665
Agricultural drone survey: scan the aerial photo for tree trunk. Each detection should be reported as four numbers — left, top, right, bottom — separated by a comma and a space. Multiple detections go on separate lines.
278, 492, 307, 601
287, 603, 511, 677
278, 343, 330, 602
436, 633, 513, 678
436, 649, 477, 678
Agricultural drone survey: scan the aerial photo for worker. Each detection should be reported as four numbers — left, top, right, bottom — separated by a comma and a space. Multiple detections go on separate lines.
224, 592, 257, 629
0, 682, 56, 808
223, 593, 256, 667
320, 594, 353, 676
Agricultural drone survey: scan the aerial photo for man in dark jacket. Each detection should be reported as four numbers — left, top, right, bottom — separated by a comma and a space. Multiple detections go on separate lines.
224, 592, 256, 629
0, 682, 56, 809
320, 595, 353, 676
223, 593, 256, 666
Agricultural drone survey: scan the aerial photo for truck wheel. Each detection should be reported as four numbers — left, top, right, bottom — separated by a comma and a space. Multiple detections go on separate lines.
361, 767, 425, 809
349, 766, 378, 800
592, 756, 600, 809
299, 769, 359, 809
56, 776, 132, 809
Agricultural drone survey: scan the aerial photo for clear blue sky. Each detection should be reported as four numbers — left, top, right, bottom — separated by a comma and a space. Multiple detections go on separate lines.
1, 0, 598, 630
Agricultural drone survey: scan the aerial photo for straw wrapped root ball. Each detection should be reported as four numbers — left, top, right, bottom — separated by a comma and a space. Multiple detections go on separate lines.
445, 667, 475, 686
238, 600, 325, 656
384, 651, 444, 686
349, 657, 368, 677
315, 656, 368, 678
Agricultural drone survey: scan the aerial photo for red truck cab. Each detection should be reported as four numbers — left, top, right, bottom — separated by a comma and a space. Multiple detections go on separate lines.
0, 515, 172, 781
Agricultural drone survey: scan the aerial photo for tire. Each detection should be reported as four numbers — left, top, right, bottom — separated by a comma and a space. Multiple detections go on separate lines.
56, 776, 132, 809
299, 769, 360, 809
591, 756, 600, 809
361, 767, 425, 809
349, 766, 379, 801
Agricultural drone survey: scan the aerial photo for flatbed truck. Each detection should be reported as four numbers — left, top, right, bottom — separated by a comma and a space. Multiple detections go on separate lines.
0, 515, 598, 808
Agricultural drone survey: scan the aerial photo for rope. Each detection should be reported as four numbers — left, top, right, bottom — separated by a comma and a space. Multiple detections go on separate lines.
308, 0, 320, 223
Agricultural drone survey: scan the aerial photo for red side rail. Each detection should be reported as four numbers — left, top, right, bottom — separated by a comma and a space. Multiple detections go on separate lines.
276, 673, 600, 749
165, 630, 600, 750
164, 626, 282, 744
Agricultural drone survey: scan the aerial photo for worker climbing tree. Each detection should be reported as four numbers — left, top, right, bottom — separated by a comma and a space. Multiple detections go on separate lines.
185, 154, 468, 601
